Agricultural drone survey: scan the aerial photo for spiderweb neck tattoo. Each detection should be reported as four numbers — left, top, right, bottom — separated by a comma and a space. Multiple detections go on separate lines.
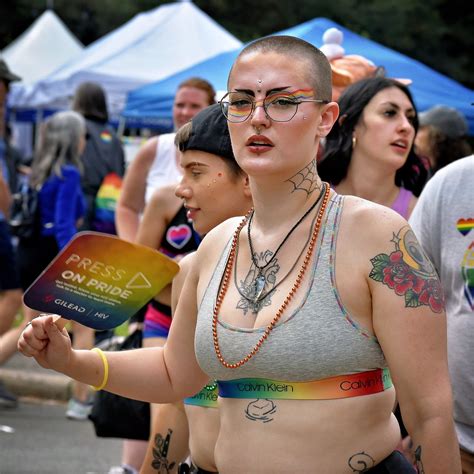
285, 160, 320, 196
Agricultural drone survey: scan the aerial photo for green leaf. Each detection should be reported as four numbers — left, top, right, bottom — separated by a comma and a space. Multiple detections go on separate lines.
369, 267, 384, 282
405, 289, 420, 308
371, 253, 390, 266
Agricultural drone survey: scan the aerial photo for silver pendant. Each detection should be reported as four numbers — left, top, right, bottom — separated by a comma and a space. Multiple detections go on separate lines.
253, 273, 266, 303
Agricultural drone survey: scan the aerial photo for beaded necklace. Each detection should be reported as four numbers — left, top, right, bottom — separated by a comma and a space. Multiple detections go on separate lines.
244, 183, 327, 306
212, 183, 331, 369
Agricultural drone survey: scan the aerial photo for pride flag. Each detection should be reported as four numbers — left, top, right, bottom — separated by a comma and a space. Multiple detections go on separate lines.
93, 173, 122, 234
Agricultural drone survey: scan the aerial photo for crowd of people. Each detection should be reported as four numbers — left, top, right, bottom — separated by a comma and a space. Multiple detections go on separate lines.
1, 32, 473, 474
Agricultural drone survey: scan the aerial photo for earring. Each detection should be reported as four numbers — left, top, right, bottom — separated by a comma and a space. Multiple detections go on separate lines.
352, 136, 357, 149
303, 115, 307, 120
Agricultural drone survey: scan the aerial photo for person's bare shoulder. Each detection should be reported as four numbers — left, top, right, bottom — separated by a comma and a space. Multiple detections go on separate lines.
338, 195, 411, 267
132, 136, 159, 167
339, 195, 436, 309
148, 183, 180, 208
194, 216, 245, 265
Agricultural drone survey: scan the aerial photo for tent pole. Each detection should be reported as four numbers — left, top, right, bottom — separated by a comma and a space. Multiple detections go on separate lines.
117, 116, 126, 138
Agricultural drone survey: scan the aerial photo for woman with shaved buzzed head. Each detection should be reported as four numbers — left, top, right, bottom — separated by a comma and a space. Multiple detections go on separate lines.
19, 36, 460, 474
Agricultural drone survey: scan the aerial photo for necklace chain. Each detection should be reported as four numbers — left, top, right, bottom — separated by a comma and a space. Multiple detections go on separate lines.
234, 184, 326, 311
212, 183, 331, 369
247, 183, 325, 272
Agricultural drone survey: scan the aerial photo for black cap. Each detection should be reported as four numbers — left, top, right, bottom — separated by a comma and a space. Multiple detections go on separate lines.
179, 104, 234, 161
0, 58, 21, 83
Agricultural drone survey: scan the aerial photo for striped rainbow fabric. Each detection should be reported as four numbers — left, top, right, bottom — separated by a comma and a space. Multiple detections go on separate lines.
93, 172, 122, 234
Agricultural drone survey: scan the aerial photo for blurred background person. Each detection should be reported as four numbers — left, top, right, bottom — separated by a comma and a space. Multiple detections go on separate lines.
409, 154, 474, 474
319, 76, 427, 220
14, 111, 92, 420
115, 77, 215, 242
0, 58, 23, 409
415, 105, 472, 176
71, 81, 125, 232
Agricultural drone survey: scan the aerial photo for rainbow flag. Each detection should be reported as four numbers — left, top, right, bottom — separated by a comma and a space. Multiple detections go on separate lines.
93, 173, 122, 234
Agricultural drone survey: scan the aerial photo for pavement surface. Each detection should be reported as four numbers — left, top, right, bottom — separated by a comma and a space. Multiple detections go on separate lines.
0, 353, 123, 473
0, 351, 71, 402
0, 399, 122, 473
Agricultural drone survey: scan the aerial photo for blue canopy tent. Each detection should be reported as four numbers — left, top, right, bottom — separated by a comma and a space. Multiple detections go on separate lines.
8, 1, 242, 123
122, 17, 474, 134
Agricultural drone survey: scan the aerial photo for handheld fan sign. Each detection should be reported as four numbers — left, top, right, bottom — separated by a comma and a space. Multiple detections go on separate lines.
23, 232, 179, 330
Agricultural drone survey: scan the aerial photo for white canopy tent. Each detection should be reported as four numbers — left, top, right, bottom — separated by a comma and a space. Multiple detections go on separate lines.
8, 1, 242, 120
2, 10, 83, 85
2, 10, 83, 158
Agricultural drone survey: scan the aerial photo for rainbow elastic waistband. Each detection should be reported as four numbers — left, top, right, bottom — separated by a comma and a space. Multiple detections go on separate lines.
184, 382, 218, 408
217, 368, 392, 400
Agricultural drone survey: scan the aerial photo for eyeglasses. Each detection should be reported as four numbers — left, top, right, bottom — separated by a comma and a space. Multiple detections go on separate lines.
219, 91, 329, 123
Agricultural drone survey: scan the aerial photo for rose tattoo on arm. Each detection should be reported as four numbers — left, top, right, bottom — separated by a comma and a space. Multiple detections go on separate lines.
369, 226, 445, 313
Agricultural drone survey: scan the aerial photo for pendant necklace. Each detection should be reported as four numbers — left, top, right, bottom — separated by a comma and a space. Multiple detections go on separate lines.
212, 183, 331, 369
246, 183, 327, 305
234, 196, 320, 314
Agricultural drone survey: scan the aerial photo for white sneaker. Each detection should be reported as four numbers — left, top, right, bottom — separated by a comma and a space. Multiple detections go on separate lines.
108, 465, 138, 474
65, 398, 93, 421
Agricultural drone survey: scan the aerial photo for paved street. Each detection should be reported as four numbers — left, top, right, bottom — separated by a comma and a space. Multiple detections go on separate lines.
0, 399, 122, 474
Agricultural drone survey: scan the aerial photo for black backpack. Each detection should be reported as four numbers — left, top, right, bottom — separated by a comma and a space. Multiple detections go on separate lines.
9, 181, 40, 240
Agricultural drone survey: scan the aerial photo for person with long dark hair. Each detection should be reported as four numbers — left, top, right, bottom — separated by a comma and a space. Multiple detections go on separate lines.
72, 81, 125, 232
319, 77, 427, 219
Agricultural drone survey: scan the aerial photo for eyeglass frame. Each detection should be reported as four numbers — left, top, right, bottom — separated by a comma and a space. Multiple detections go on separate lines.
219, 91, 329, 123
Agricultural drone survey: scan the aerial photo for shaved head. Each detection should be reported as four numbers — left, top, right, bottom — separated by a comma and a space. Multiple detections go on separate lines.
229, 36, 332, 101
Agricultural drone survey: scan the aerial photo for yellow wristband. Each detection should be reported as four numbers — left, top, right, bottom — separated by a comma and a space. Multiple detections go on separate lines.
91, 347, 109, 391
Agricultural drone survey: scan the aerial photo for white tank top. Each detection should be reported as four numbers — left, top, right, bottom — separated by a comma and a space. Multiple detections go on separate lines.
145, 133, 182, 203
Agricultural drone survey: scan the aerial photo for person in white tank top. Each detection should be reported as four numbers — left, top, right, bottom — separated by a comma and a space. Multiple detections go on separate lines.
115, 78, 216, 243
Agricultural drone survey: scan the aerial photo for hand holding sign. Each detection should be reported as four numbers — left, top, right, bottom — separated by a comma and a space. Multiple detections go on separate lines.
24, 232, 180, 330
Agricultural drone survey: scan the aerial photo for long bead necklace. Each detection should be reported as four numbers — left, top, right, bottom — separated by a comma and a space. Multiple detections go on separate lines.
234, 184, 326, 313
246, 183, 326, 304
212, 183, 331, 369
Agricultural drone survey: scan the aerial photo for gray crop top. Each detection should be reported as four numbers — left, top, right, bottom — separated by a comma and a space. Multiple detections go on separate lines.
195, 195, 387, 382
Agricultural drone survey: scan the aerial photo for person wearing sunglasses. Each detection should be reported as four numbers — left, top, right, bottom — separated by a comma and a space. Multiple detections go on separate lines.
19, 36, 460, 473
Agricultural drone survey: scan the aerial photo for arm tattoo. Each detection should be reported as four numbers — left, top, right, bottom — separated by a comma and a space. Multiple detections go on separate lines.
236, 250, 279, 315
285, 159, 320, 196
369, 226, 445, 313
245, 399, 277, 423
152, 429, 176, 473
414, 445, 425, 474
347, 451, 375, 472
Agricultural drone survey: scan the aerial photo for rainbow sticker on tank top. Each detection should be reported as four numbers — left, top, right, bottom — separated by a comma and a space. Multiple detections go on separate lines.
456, 218, 474, 236
217, 368, 392, 400
100, 131, 112, 143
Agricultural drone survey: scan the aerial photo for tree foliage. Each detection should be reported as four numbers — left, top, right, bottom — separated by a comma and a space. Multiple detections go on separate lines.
1, 0, 472, 88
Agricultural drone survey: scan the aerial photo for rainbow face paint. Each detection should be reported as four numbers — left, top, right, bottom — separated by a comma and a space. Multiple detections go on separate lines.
218, 369, 392, 400
23, 232, 179, 330
184, 382, 218, 408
